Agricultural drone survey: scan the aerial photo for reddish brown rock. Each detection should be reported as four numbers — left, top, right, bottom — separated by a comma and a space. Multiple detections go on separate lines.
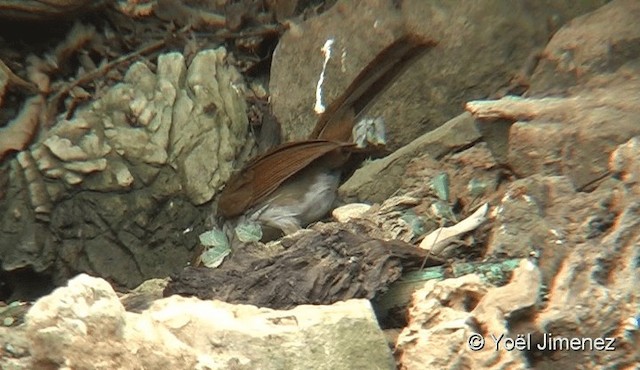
529, 0, 640, 95
468, 61, 640, 190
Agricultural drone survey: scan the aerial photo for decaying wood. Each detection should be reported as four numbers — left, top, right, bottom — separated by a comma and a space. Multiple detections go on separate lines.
164, 224, 442, 310
154, 0, 226, 29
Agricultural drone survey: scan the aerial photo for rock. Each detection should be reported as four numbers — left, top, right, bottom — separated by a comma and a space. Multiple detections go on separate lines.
394, 274, 492, 369
529, 0, 640, 95
395, 259, 541, 370
533, 185, 640, 368
270, 0, 407, 144
466, 0, 640, 190
463, 139, 638, 369
486, 175, 574, 259
270, 0, 606, 150
332, 203, 371, 223
610, 136, 640, 195
468, 69, 640, 190
43, 135, 90, 161
17, 274, 395, 370
339, 112, 481, 204
119, 278, 169, 313
394, 137, 638, 370
402, 142, 502, 214
335, 195, 425, 243
26, 275, 128, 366
145, 297, 396, 370
167, 49, 252, 205
0, 48, 252, 291
485, 174, 622, 284
468, 258, 542, 369
471, 257, 542, 334
0, 324, 30, 369
62, 158, 107, 173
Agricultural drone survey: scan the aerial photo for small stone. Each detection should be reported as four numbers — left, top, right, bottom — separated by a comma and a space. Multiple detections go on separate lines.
114, 165, 134, 187
332, 203, 371, 223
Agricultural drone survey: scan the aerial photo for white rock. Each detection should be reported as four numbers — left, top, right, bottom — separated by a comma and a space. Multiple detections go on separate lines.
332, 203, 372, 223
22, 274, 394, 370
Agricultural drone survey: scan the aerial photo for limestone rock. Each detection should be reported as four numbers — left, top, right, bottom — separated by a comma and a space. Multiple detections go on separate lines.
533, 197, 640, 368
393, 274, 493, 368
0, 48, 251, 291
332, 203, 372, 223
166, 49, 251, 205
394, 130, 640, 370
485, 173, 621, 284
0, 324, 30, 370
469, 258, 542, 350
24, 274, 204, 369
19, 274, 395, 370
339, 196, 422, 243
468, 70, 640, 190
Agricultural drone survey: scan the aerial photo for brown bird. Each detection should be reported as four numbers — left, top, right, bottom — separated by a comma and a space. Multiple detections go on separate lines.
218, 33, 436, 241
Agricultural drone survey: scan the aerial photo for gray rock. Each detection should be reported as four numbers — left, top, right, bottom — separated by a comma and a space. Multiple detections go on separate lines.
0, 48, 252, 290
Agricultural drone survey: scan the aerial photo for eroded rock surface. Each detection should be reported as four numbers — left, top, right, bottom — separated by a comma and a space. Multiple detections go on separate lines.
0, 48, 252, 290
388, 2, 640, 368
395, 260, 541, 369
7, 274, 394, 370
467, 0, 640, 190
529, 0, 640, 95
